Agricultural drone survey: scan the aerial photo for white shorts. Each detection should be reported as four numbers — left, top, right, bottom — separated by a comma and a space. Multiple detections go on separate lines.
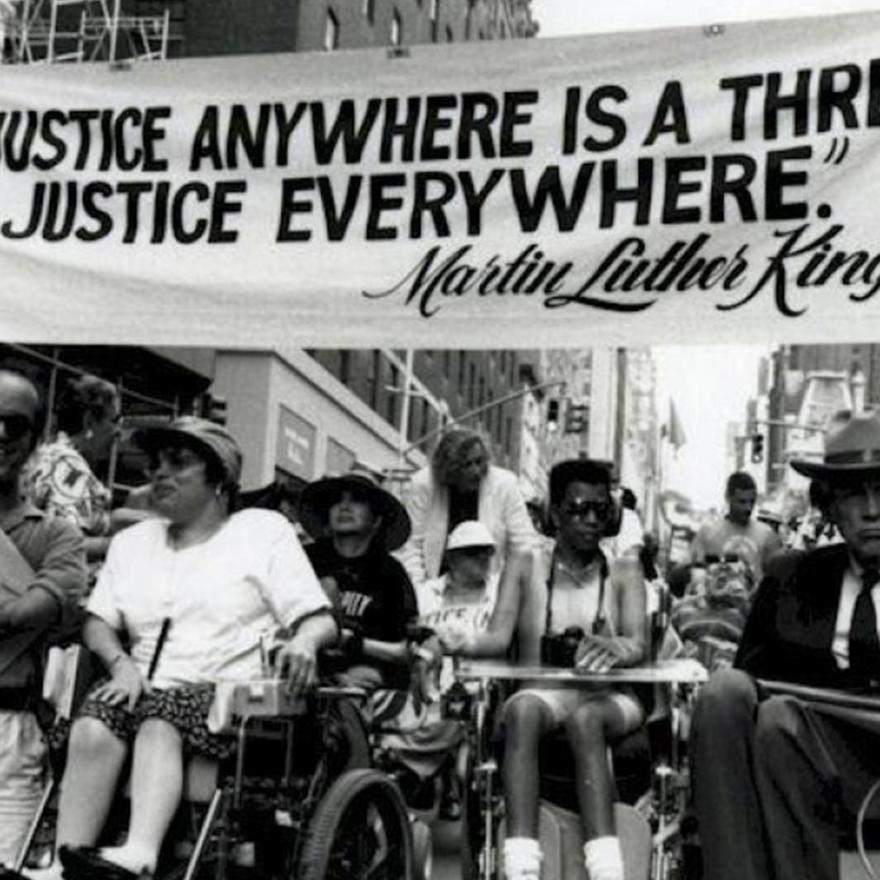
504, 685, 644, 731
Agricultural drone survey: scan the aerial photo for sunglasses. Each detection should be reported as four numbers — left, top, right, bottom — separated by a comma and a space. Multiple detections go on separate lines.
705, 553, 741, 564
0, 414, 34, 442
561, 501, 610, 520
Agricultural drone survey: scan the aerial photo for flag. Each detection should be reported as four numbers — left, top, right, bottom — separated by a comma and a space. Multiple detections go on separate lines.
666, 399, 687, 450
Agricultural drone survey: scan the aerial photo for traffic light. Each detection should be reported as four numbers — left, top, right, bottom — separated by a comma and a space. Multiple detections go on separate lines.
564, 403, 589, 434
546, 399, 560, 432
201, 394, 228, 425
751, 433, 764, 463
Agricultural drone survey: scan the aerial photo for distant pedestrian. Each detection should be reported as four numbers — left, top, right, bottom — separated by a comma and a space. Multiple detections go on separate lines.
690, 471, 782, 585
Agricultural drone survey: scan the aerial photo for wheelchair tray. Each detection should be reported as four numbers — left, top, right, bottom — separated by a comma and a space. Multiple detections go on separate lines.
455, 658, 708, 685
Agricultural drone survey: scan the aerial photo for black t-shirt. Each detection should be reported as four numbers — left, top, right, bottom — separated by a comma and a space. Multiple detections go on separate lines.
306, 539, 418, 687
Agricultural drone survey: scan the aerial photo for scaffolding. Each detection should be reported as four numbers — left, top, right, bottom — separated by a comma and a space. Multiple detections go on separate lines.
6, 0, 175, 64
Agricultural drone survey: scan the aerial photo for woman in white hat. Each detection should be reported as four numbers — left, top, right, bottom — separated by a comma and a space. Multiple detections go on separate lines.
417, 519, 523, 660
381, 520, 526, 817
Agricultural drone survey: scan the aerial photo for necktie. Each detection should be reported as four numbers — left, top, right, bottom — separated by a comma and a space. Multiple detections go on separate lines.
849, 569, 880, 677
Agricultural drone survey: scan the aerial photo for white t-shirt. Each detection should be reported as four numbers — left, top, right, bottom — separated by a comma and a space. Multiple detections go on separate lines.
87, 508, 330, 689
416, 573, 499, 691
416, 573, 498, 639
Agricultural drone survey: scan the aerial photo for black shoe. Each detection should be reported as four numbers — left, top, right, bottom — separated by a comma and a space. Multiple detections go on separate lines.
0, 867, 30, 880
58, 846, 152, 880
439, 789, 462, 821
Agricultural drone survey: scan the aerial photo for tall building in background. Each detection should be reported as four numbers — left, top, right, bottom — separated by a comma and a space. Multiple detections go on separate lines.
8, 0, 537, 63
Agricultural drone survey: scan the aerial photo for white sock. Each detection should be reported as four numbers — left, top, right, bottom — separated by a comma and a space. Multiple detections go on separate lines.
503, 836, 543, 880
99, 843, 156, 875
583, 835, 624, 880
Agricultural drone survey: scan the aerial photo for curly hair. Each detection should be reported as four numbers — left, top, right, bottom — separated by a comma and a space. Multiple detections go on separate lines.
57, 375, 119, 435
431, 428, 490, 488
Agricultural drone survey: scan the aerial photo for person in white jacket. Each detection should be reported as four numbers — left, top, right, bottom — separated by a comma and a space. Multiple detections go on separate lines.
396, 428, 536, 591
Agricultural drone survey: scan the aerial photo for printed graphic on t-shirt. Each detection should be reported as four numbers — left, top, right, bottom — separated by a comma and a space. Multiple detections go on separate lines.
421, 601, 493, 633
340, 591, 373, 621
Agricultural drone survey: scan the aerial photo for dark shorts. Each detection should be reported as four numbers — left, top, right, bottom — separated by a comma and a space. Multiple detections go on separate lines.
78, 681, 235, 761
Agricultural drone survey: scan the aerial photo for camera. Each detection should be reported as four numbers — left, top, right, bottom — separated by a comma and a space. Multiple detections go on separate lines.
540, 626, 585, 667
441, 680, 473, 721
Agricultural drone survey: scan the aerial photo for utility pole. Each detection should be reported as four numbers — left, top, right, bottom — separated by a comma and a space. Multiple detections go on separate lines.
397, 349, 414, 470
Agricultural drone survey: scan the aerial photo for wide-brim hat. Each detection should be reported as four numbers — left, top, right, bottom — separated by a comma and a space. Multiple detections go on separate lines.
132, 415, 242, 486
790, 412, 880, 481
299, 466, 411, 552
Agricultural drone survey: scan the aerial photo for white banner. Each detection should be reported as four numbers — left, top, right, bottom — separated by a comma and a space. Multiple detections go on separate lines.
2, 10, 880, 346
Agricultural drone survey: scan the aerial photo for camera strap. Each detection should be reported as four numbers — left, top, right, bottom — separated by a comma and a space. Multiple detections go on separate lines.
544, 547, 609, 636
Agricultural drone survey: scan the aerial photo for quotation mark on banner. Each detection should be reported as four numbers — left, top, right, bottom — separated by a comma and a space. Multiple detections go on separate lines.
823, 137, 850, 165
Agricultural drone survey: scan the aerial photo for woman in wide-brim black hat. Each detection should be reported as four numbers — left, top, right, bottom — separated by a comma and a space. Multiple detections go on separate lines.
299, 467, 411, 551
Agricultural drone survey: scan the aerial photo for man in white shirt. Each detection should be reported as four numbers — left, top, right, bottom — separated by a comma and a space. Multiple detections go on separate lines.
691, 412, 880, 880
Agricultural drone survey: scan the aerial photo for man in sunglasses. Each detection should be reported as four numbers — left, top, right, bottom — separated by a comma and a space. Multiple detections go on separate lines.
299, 465, 418, 693
0, 369, 86, 867
502, 459, 647, 880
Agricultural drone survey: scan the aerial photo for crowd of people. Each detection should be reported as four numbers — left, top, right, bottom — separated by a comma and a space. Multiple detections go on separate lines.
0, 364, 877, 880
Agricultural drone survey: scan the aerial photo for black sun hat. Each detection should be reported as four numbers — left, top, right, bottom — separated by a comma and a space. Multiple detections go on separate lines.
790, 412, 880, 482
299, 464, 411, 552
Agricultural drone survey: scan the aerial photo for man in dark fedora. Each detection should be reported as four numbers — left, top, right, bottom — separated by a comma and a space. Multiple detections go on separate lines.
299, 465, 418, 691
690, 411, 880, 880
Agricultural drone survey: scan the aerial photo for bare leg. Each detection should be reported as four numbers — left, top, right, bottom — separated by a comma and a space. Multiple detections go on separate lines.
101, 719, 184, 874
564, 696, 629, 840
502, 695, 555, 837
56, 717, 128, 848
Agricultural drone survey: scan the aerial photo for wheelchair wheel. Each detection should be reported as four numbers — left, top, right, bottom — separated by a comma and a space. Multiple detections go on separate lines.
299, 768, 414, 880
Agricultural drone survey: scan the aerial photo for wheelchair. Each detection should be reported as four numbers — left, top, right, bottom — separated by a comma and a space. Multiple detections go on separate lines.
17, 654, 420, 880
449, 657, 706, 880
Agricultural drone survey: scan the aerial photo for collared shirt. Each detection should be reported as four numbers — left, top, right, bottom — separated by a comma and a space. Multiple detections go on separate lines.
832, 561, 880, 670
0, 500, 86, 626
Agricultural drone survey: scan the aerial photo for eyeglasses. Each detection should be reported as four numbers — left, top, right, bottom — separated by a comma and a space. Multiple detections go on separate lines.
0, 414, 34, 442
561, 501, 610, 520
